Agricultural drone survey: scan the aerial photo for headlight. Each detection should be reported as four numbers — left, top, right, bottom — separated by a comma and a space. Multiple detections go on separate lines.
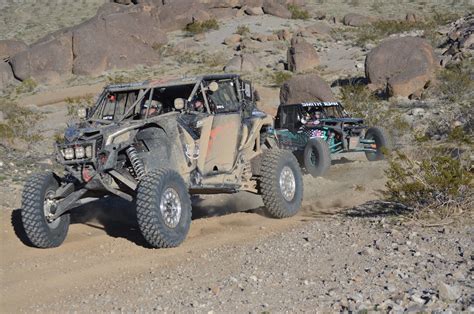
85, 146, 93, 158
75, 146, 85, 159
63, 148, 75, 160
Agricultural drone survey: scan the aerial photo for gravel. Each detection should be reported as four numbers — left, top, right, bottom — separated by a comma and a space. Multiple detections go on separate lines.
26, 214, 473, 312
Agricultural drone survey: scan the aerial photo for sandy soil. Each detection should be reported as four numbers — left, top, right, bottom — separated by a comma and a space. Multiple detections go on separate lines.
0, 153, 386, 312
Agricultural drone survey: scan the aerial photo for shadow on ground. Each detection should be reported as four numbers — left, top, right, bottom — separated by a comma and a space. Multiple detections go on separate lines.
11, 193, 263, 248
343, 200, 413, 218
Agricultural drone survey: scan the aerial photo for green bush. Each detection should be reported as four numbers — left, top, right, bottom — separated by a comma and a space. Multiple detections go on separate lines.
384, 149, 473, 219
272, 71, 292, 86
185, 19, 219, 35
288, 4, 310, 20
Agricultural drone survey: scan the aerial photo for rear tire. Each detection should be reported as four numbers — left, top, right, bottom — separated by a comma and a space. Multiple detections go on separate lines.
21, 172, 70, 248
364, 127, 391, 161
136, 169, 192, 248
303, 138, 331, 177
259, 149, 303, 218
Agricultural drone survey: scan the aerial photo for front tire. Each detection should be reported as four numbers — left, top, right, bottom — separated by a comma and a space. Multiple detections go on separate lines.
303, 138, 331, 177
364, 127, 391, 161
259, 149, 303, 218
136, 169, 192, 248
21, 172, 70, 248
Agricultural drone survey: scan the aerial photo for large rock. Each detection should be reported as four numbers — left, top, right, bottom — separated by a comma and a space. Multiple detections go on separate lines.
0, 62, 16, 90
72, 10, 166, 76
343, 13, 373, 27
158, 0, 209, 31
365, 37, 437, 97
10, 32, 73, 83
280, 74, 335, 104
223, 54, 262, 72
262, 2, 291, 19
441, 14, 473, 66
287, 37, 320, 72
245, 7, 264, 16
0, 40, 28, 58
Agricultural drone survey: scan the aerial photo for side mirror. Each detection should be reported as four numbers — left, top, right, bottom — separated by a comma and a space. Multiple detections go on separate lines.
253, 90, 260, 102
208, 81, 219, 92
174, 98, 185, 110
77, 107, 88, 119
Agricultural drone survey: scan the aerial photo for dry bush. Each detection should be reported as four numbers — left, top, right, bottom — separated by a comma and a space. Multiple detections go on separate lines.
436, 61, 473, 102
288, 4, 310, 20
340, 83, 410, 134
65, 94, 94, 117
0, 98, 43, 145
384, 148, 473, 220
185, 19, 219, 35
272, 71, 292, 86
235, 25, 250, 36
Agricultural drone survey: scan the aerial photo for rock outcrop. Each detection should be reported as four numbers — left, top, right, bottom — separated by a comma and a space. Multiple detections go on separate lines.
224, 54, 262, 72
280, 74, 335, 104
365, 37, 437, 98
441, 13, 473, 66
287, 37, 320, 72
0, 40, 28, 58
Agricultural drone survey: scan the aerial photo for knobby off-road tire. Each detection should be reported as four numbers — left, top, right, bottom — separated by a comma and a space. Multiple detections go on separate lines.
136, 169, 192, 248
365, 126, 391, 161
21, 172, 70, 248
303, 138, 331, 177
259, 149, 303, 218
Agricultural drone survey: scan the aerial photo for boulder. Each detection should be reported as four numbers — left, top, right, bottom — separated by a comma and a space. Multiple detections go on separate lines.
0, 40, 28, 58
0, 61, 16, 90
224, 34, 242, 45
72, 10, 166, 76
280, 74, 335, 104
287, 37, 320, 72
262, 2, 291, 19
343, 13, 373, 27
365, 37, 437, 97
10, 32, 73, 83
223, 55, 242, 72
223, 54, 262, 72
158, 0, 208, 31
305, 22, 332, 36
245, 7, 264, 16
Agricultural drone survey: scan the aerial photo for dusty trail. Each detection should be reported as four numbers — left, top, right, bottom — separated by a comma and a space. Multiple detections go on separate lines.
0, 154, 386, 312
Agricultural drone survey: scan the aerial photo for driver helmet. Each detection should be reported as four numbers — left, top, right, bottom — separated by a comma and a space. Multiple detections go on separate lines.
142, 100, 162, 117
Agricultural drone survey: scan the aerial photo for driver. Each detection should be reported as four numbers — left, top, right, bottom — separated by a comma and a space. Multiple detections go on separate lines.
141, 100, 162, 118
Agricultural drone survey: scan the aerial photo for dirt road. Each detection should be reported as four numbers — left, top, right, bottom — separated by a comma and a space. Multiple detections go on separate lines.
0, 154, 386, 312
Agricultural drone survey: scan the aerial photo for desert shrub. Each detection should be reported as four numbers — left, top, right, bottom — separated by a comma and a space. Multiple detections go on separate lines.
174, 50, 227, 69
107, 73, 129, 84
384, 149, 473, 219
185, 19, 219, 35
340, 83, 410, 134
235, 25, 250, 36
352, 11, 461, 47
272, 71, 292, 86
65, 94, 94, 117
436, 62, 473, 102
15, 78, 38, 94
288, 4, 310, 20
0, 98, 43, 145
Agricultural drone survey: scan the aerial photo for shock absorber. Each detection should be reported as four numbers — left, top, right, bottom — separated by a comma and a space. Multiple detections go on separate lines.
126, 146, 145, 179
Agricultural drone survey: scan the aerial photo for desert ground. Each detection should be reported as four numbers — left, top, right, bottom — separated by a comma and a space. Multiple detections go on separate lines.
0, 0, 472, 312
